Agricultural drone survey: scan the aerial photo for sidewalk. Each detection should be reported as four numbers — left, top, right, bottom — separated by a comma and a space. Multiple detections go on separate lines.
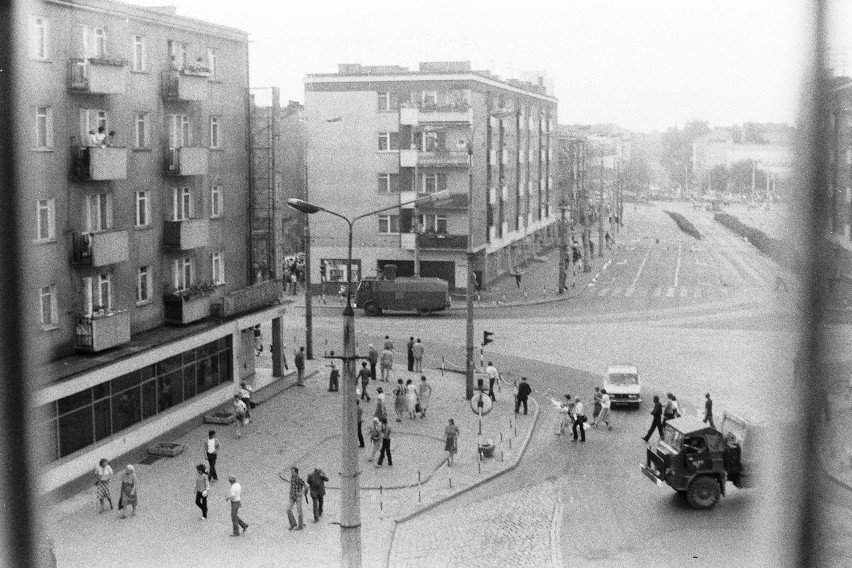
46, 353, 537, 567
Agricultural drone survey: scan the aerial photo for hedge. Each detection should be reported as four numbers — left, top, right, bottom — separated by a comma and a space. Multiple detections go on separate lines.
664, 210, 702, 240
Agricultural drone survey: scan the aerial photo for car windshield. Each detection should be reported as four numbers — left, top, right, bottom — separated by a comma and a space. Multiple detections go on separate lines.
662, 425, 683, 451
608, 373, 638, 385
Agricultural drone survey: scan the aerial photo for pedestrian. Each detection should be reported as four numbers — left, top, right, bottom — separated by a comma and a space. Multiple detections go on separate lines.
376, 418, 393, 467
589, 387, 602, 426
206, 430, 220, 482
642, 395, 664, 443
195, 464, 210, 520
556, 395, 575, 436
572, 397, 587, 442
286, 467, 307, 530
515, 377, 532, 415
118, 464, 138, 518
485, 361, 500, 401
595, 389, 613, 430
406, 336, 415, 372
253, 325, 263, 355
417, 375, 432, 418
405, 378, 418, 419
306, 468, 329, 523
393, 378, 407, 422
368, 344, 378, 383
358, 362, 372, 401
380, 347, 394, 381
367, 417, 382, 462
514, 268, 522, 288
383, 335, 394, 350
356, 400, 365, 448
663, 393, 680, 425
605, 231, 612, 250
374, 387, 388, 422
295, 346, 306, 386
590, 239, 595, 257
444, 418, 460, 466
233, 395, 248, 439
413, 338, 424, 373
225, 475, 249, 536
290, 271, 298, 295
239, 381, 254, 421
703, 393, 715, 429
94, 458, 114, 513
327, 359, 340, 392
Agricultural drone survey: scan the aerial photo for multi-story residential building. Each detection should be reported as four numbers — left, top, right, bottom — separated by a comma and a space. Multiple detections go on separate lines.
303, 61, 558, 292
555, 128, 590, 260
15, 0, 290, 495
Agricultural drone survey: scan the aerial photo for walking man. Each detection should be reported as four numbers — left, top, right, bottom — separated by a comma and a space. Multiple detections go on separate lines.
368, 344, 378, 383
205, 430, 220, 482
589, 387, 602, 426
642, 395, 664, 443
306, 468, 329, 523
594, 389, 613, 430
515, 377, 532, 415
287, 467, 307, 530
238, 381, 254, 422
572, 397, 587, 442
376, 418, 393, 467
413, 339, 425, 373
358, 362, 372, 402
380, 347, 393, 382
406, 336, 415, 372
233, 395, 247, 439
485, 361, 500, 402
225, 476, 249, 536
356, 400, 365, 448
295, 346, 306, 386
703, 393, 715, 429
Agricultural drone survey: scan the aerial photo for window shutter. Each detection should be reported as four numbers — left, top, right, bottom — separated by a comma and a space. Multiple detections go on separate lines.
438, 173, 447, 191
390, 132, 400, 150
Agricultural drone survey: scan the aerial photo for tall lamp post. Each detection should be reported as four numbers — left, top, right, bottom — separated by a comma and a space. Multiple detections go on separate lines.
287, 189, 448, 568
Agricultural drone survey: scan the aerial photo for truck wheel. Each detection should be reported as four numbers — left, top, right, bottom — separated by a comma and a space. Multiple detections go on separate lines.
364, 302, 381, 316
686, 477, 721, 509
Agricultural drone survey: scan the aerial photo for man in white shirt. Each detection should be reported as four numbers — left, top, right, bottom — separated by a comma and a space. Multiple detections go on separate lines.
595, 389, 613, 430
485, 362, 501, 402
205, 430, 220, 481
572, 398, 587, 442
225, 476, 249, 536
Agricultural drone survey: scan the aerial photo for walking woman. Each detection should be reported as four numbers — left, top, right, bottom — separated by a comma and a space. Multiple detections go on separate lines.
394, 378, 407, 422
417, 376, 432, 418
444, 418, 460, 466
94, 458, 114, 513
663, 392, 680, 425
195, 464, 210, 520
118, 465, 138, 518
405, 378, 418, 419
374, 387, 388, 422
367, 417, 382, 462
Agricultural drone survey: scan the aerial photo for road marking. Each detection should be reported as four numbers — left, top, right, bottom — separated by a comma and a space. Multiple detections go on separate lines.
632, 249, 651, 288
598, 288, 610, 297
673, 241, 683, 287
625, 288, 635, 297
616, 260, 628, 266
666, 287, 676, 298
679, 287, 689, 298
653, 287, 662, 297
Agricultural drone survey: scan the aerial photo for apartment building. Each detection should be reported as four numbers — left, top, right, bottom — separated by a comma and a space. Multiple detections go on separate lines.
303, 61, 558, 291
15, 0, 289, 494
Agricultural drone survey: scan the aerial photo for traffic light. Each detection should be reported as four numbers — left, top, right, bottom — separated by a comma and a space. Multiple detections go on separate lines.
482, 331, 494, 346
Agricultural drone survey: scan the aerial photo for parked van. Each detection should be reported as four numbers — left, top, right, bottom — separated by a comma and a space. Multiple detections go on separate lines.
354, 265, 450, 316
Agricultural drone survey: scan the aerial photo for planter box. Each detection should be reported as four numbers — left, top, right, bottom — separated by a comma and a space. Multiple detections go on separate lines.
74, 310, 131, 352
163, 295, 211, 325
147, 442, 185, 457
204, 410, 235, 425
219, 280, 283, 318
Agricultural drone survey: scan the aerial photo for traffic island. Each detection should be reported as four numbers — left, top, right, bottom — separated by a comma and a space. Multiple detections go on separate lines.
146, 441, 185, 457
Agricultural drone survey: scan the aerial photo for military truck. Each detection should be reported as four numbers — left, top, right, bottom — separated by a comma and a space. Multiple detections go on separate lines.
354, 264, 451, 316
640, 410, 762, 509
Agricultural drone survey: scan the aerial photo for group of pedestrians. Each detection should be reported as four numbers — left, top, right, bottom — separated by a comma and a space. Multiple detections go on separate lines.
554, 386, 615, 442
641, 392, 715, 443
94, 458, 138, 518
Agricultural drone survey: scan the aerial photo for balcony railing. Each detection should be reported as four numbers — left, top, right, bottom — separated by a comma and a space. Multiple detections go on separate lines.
68, 58, 128, 94
399, 104, 473, 126
217, 280, 284, 318
71, 230, 129, 267
164, 146, 209, 176
163, 219, 209, 250
70, 146, 128, 180
400, 233, 416, 250
417, 233, 468, 250
163, 294, 212, 325
400, 149, 470, 168
161, 69, 210, 101
74, 309, 131, 352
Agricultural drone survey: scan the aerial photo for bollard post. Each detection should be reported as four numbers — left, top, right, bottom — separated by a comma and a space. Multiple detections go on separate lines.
478, 459, 481, 474
514, 426, 518, 437
379, 485, 383, 512
508, 438, 512, 449
417, 470, 422, 503
501, 450, 504, 462
499, 432, 503, 443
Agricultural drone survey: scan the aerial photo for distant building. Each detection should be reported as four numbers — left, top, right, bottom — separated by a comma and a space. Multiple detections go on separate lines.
303, 61, 559, 291
15, 0, 289, 494
691, 126, 795, 182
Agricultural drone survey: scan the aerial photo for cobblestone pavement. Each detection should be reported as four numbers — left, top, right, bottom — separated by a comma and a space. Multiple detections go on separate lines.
388, 480, 560, 568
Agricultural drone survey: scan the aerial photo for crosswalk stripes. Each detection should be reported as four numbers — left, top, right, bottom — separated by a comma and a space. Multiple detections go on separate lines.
591, 286, 713, 300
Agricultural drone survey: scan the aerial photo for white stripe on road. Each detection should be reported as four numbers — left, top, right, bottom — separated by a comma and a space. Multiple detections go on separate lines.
632, 248, 651, 288
611, 287, 623, 297
673, 241, 683, 287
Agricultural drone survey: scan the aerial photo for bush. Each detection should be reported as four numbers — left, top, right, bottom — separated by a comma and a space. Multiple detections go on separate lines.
714, 212, 798, 272
664, 211, 702, 240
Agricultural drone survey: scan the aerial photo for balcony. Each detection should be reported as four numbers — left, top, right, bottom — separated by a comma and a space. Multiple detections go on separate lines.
70, 146, 128, 180
74, 309, 131, 352
417, 233, 468, 250
163, 294, 212, 325
71, 230, 129, 267
400, 149, 470, 168
68, 58, 128, 94
398, 103, 472, 126
163, 219, 209, 250
161, 68, 210, 101
217, 280, 284, 318
399, 191, 417, 209
165, 147, 208, 176
400, 232, 416, 250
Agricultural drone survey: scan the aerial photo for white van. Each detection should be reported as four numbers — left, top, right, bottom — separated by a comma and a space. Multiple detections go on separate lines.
604, 364, 641, 407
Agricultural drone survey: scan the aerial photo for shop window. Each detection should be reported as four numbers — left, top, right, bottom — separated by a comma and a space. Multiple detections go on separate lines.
93, 399, 111, 442
59, 407, 94, 457
141, 380, 157, 419
111, 387, 141, 433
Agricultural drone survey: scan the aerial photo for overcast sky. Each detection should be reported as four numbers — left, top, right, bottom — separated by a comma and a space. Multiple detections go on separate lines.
128, 0, 850, 132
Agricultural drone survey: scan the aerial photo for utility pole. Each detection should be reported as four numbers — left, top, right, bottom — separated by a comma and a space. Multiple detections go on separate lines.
598, 156, 604, 258
558, 151, 568, 294
303, 136, 313, 360
413, 129, 421, 277
465, 140, 475, 400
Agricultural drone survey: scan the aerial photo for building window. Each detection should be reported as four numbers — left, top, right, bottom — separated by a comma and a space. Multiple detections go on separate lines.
211, 251, 225, 285
172, 187, 192, 221
94, 28, 106, 58
320, 259, 361, 283
35, 106, 53, 149
36, 198, 56, 241
168, 40, 187, 70
85, 193, 113, 232
421, 91, 438, 107
132, 35, 145, 71
31, 16, 49, 60
207, 48, 217, 80
209, 117, 221, 149
210, 184, 223, 218
378, 215, 400, 234
83, 273, 112, 313
137, 266, 152, 304
40, 284, 58, 329
421, 173, 447, 194
79, 109, 108, 143
378, 132, 399, 151
135, 191, 149, 227
172, 257, 194, 290
377, 174, 400, 194
420, 214, 447, 233
134, 113, 148, 148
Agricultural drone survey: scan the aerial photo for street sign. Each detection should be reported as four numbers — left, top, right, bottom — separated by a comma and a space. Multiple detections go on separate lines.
469, 391, 494, 415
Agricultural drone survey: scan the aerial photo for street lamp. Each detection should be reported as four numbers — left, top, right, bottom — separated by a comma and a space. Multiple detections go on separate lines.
287, 189, 448, 568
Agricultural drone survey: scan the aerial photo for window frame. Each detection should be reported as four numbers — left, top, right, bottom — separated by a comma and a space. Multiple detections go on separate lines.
207, 48, 217, 80
172, 187, 192, 221
136, 266, 152, 305
210, 183, 223, 218
134, 112, 149, 148
211, 251, 225, 285
132, 35, 146, 72
378, 214, 400, 235
209, 116, 221, 149
31, 16, 49, 60
36, 198, 56, 242
39, 284, 58, 329
85, 193, 113, 233
135, 191, 150, 228
172, 257, 194, 291
35, 106, 53, 150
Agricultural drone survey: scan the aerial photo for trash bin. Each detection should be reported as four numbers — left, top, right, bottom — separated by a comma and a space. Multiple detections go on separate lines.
479, 439, 495, 459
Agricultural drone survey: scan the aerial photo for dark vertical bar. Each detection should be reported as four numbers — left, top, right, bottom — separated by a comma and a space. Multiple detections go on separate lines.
0, 0, 37, 566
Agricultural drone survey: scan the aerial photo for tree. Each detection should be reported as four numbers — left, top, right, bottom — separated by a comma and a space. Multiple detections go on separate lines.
729, 160, 768, 194
660, 120, 710, 192
741, 122, 768, 144
622, 155, 652, 197
706, 164, 729, 193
